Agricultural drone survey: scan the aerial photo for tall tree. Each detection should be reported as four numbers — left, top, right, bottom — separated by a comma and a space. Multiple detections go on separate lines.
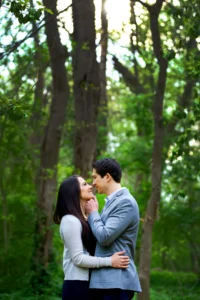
112, 0, 153, 203
72, 0, 100, 177
32, 0, 69, 286
96, 0, 108, 156
29, 0, 49, 188
111, 0, 200, 297
109, 0, 169, 298
137, 0, 168, 298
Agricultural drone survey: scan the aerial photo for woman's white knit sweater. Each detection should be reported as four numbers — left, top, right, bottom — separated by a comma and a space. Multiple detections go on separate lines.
60, 215, 112, 281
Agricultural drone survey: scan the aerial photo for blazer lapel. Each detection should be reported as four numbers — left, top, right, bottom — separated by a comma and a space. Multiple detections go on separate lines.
102, 188, 128, 214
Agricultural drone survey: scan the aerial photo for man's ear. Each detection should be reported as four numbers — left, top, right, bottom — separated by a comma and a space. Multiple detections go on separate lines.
105, 173, 112, 182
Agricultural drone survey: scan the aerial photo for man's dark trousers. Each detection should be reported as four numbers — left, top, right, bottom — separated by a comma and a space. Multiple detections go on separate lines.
90, 289, 134, 300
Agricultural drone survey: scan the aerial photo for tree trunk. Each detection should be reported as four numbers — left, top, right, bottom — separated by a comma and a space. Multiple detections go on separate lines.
182, 229, 200, 274
137, 1, 168, 300
29, 0, 48, 190
32, 0, 69, 287
0, 179, 9, 254
96, 0, 108, 157
189, 241, 200, 274
29, 41, 46, 149
72, 0, 100, 177
0, 165, 9, 276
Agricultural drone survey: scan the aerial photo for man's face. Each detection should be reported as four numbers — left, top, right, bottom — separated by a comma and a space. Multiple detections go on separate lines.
92, 168, 107, 194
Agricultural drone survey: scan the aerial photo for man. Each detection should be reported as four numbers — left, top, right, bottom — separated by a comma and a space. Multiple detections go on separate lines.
85, 158, 142, 300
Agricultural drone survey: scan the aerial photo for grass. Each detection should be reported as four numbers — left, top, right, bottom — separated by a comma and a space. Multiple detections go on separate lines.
150, 287, 200, 300
0, 271, 199, 300
149, 271, 200, 300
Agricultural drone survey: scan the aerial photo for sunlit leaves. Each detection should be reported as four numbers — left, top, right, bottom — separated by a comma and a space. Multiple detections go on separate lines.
9, 0, 42, 24
7, 0, 53, 24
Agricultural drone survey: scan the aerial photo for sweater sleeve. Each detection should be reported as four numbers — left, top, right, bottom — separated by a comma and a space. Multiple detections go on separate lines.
60, 215, 112, 268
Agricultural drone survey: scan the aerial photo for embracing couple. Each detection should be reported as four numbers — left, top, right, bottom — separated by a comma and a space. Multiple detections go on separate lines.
54, 158, 142, 300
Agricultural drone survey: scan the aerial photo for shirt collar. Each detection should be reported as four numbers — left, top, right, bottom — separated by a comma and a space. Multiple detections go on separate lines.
105, 187, 126, 203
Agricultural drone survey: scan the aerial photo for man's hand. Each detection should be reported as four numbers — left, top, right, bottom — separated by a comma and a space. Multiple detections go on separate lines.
85, 197, 99, 215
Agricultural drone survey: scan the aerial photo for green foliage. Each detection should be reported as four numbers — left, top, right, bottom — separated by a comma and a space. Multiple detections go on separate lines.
0, 102, 29, 120
81, 41, 90, 51
96, 193, 107, 211
150, 271, 200, 300
9, 1, 42, 24
151, 270, 198, 286
0, 0, 200, 297
169, 98, 200, 162
0, 294, 60, 300
0, 195, 36, 292
0, 271, 199, 299
7, 0, 53, 24
150, 288, 200, 300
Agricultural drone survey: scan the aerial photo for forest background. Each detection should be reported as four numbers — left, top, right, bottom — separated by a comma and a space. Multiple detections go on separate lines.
0, 0, 200, 299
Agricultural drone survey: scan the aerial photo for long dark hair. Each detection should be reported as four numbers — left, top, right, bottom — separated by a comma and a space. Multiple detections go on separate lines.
54, 175, 95, 254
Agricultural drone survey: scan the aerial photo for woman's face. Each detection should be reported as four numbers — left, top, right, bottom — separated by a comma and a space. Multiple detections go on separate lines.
78, 177, 94, 201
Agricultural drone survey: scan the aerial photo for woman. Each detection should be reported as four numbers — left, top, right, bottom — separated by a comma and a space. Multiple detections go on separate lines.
54, 175, 129, 300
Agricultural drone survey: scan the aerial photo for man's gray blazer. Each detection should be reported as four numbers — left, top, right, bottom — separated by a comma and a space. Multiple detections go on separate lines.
88, 188, 142, 292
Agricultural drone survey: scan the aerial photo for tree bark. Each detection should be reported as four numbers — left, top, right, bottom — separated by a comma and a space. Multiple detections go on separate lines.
32, 0, 69, 285
0, 159, 9, 276
189, 240, 200, 274
181, 228, 200, 274
96, 0, 108, 157
29, 0, 48, 180
137, 1, 168, 299
0, 178, 9, 254
72, 0, 100, 177
112, 56, 144, 94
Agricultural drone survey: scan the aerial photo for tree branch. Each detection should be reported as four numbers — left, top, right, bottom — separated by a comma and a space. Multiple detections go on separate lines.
149, 0, 166, 63
136, 0, 150, 9
112, 56, 144, 94
0, 1, 75, 60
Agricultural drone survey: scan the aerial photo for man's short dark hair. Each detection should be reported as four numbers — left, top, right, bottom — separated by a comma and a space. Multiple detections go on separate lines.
92, 158, 122, 183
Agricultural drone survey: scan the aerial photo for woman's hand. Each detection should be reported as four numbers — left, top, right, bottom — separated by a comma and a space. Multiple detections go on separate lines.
111, 251, 130, 268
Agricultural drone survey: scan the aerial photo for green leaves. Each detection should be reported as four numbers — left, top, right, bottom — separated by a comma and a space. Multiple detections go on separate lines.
0, 98, 30, 120
164, 50, 176, 61
177, 191, 186, 198
5, 105, 29, 121
81, 42, 90, 51
8, 0, 53, 24
9, 1, 42, 24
